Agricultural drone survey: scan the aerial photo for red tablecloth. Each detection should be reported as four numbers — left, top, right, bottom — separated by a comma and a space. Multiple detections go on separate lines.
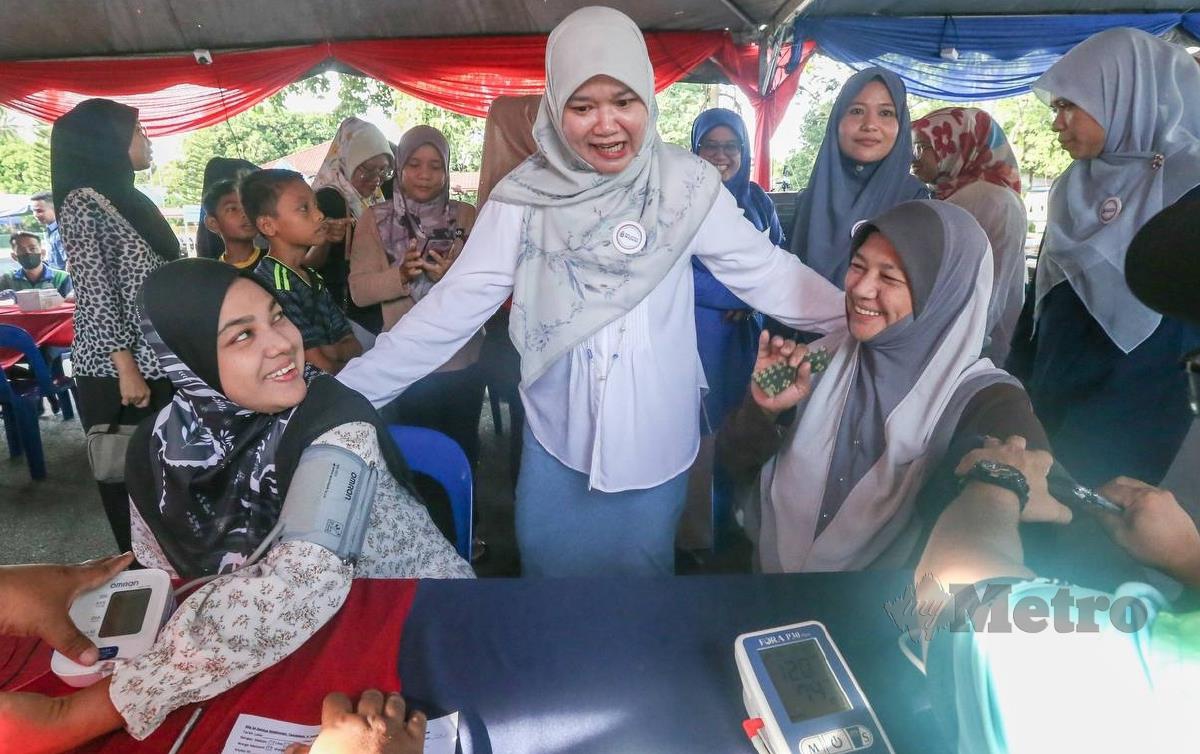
3, 578, 416, 754
0, 303, 75, 370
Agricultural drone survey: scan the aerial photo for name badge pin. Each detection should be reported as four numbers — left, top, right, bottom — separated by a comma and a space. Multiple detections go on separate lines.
612, 221, 646, 255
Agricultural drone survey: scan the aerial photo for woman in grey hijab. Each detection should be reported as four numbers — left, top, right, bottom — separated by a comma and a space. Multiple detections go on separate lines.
790, 67, 928, 287
721, 201, 1052, 572
337, 6, 845, 577
1009, 27, 1200, 487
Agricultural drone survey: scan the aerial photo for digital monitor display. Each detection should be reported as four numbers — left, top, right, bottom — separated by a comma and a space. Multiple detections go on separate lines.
760, 638, 852, 724
98, 588, 152, 638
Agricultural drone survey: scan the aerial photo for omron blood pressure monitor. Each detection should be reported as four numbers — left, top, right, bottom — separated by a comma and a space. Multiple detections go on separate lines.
735, 621, 894, 754
51, 568, 174, 687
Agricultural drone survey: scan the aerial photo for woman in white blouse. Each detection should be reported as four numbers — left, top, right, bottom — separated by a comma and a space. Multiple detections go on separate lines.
338, 7, 844, 577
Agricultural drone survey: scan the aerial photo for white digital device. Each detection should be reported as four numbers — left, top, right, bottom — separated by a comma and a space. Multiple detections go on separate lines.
51, 568, 175, 688
735, 620, 894, 754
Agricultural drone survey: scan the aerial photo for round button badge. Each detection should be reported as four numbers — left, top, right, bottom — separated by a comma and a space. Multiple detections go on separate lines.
1099, 197, 1122, 224
612, 221, 647, 255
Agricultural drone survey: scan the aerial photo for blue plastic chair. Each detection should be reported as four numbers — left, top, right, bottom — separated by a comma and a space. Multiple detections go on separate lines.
0, 324, 78, 480
387, 425, 473, 560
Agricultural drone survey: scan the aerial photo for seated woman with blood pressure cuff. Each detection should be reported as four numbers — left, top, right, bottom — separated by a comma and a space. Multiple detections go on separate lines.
3, 258, 472, 752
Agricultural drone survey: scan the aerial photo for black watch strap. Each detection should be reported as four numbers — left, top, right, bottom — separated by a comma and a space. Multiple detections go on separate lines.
960, 460, 1030, 511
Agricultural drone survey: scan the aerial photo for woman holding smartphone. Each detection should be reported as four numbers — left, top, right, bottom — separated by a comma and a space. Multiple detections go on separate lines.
349, 125, 484, 468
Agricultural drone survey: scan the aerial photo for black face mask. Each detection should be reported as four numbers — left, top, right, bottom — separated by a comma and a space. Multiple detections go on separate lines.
16, 254, 41, 270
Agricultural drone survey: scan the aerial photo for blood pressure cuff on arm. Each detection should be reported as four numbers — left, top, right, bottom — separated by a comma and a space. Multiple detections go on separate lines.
926, 579, 1168, 754
276, 444, 377, 563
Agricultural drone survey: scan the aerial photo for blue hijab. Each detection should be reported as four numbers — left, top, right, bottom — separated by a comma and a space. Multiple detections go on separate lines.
690, 108, 783, 244
790, 68, 928, 287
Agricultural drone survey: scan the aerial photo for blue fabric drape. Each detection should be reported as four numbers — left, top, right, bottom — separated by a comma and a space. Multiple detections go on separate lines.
791, 13, 1196, 100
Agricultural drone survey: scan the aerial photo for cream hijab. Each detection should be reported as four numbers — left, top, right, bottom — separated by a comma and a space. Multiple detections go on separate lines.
757, 201, 1012, 573
313, 117, 392, 220
489, 6, 722, 385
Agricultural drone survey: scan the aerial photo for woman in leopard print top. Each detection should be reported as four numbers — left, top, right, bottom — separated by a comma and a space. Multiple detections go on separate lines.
51, 99, 181, 553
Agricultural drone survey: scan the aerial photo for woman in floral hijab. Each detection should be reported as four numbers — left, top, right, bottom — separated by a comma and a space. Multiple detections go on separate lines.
913, 106, 1027, 363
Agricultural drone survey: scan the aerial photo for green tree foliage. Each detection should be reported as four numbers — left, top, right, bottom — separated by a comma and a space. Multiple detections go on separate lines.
392, 91, 484, 172
0, 124, 50, 194
990, 94, 1072, 187
779, 67, 842, 191
654, 83, 713, 148
166, 101, 339, 204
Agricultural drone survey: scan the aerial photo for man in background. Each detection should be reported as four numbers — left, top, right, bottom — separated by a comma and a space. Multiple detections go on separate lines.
29, 191, 66, 270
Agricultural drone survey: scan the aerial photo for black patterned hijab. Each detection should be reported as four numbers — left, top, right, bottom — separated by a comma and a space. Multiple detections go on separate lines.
125, 259, 439, 578
128, 259, 311, 577
50, 99, 180, 261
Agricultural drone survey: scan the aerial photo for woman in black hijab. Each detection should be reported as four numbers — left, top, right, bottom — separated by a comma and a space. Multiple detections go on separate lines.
51, 98, 180, 553
0, 260, 468, 752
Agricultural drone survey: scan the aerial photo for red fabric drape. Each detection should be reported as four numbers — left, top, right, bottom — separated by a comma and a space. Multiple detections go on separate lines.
339, 32, 725, 118
0, 32, 728, 135
0, 45, 325, 135
713, 39, 817, 189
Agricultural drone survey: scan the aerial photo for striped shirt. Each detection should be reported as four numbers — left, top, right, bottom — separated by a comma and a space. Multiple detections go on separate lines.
251, 255, 352, 350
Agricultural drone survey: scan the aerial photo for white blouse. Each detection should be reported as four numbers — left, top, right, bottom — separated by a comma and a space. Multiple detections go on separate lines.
337, 187, 845, 491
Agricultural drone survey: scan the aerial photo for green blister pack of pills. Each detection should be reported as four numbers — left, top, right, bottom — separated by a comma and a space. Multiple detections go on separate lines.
752, 347, 831, 398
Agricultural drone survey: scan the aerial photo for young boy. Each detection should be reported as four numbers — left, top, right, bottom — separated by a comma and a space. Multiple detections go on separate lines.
240, 169, 362, 375
202, 179, 261, 270
1, 232, 73, 299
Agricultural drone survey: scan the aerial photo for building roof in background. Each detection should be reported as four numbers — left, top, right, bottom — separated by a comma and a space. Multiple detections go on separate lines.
263, 141, 331, 180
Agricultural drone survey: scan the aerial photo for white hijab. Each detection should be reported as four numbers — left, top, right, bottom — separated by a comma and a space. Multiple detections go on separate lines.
489, 6, 721, 385
313, 117, 392, 220
1033, 27, 1200, 354
757, 201, 1012, 573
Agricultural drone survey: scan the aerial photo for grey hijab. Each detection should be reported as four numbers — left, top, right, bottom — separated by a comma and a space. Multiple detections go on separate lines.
820, 201, 999, 527
790, 67, 928, 287
1033, 27, 1200, 353
488, 6, 721, 385
760, 200, 1013, 571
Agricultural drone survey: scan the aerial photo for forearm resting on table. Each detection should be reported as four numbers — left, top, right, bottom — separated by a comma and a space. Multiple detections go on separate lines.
0, 678, 123, 754
916, 481, 1034, 591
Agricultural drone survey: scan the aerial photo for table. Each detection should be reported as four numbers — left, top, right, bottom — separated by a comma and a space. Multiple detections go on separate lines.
397, 572, 946, 754
7, 573, 946, 754
0, 302, 75, 370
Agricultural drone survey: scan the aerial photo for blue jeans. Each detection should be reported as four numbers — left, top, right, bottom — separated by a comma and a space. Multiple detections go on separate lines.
515, 426, 688, 577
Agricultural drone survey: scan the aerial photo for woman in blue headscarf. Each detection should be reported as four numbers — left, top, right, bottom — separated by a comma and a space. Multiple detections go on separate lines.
791, 67, 928, 287
681, 108, 784, 550
689, 108, 782, 433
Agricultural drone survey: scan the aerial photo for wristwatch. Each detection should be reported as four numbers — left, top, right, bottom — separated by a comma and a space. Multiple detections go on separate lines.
961, 460, 1030, 511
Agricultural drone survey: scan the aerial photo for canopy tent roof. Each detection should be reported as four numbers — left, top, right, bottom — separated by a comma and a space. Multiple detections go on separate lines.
10, 0, 1200, 62
7, 1, 777, 61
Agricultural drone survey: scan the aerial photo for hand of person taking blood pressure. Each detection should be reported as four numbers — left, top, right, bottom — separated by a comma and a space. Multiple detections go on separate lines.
1093, 477, 1200, 589
953, 435, 1073, 524
749, 331, 813, 417
284, 690, 426, 754
0, 553, 135, 665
